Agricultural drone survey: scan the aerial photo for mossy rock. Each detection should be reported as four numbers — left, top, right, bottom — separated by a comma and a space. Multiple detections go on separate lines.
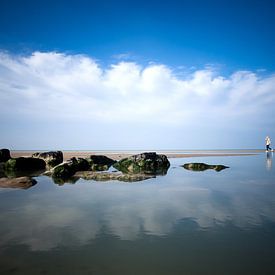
52, 163, 75, 179
4, 157, 46, 172
90, 164, 109, 171
51, 157, 90, 179
89, 155, 116, 165
74, 158, 90, 171
86, 155, 116, 171
113, 152, 170, 174
32, 151, 63, 168
74, 171, 155, 182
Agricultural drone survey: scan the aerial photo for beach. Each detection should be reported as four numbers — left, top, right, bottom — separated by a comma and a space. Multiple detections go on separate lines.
10, 150, 260, 161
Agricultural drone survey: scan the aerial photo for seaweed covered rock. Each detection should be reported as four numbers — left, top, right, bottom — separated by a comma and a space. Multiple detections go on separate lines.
75, 171, 155, 182
0, 149, 11, 162
52, 159, 77, 179
87, 155, 116, 171
0, 177, 37, 189
51, 157, 90, 179
183, 163, 229, 172
113, 152, 170, 174
73, 157, 90, 171
32, 151, 63, 167
4, 157, 46, 172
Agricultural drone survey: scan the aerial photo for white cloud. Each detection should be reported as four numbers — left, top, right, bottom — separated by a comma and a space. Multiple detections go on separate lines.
0, 51, 274, 149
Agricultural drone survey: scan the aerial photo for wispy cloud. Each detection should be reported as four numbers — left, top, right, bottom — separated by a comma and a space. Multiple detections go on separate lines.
0, 51, 274, 149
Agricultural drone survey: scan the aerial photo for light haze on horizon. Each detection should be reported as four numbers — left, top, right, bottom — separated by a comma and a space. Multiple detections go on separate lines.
0, 0, 274, 150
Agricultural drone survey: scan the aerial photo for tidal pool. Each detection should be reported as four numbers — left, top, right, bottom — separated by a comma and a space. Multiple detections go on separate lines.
0, 153, 275, 274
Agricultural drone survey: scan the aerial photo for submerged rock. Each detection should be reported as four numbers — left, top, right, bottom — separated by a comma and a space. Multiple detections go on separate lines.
32, 151, 63, 168
182, 163, 229, 172
87, 155, 116, 171
0, 176, 37, 189
74, 171, 155, 182
0, 149, 11, 162
4, 157, 46, 172
113, 152, 170, 174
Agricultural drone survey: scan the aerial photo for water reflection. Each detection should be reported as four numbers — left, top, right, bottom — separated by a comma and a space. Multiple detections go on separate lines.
266, 151, 273, 170
0, 159, 275, 253
1, 155, 275, 274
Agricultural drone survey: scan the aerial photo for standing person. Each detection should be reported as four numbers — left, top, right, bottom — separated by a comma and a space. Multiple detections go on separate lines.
265, 136, 272, 151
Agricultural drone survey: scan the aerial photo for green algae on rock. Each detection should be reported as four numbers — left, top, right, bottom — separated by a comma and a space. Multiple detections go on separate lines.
32, 151, 63, 167
4, 157, 46, 172
114, 152, 170, 174
87, 155, 116, 171
74, 171, 155, 182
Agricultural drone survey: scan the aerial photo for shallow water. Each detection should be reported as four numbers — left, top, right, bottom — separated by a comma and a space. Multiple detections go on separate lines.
0, 153, 275, 274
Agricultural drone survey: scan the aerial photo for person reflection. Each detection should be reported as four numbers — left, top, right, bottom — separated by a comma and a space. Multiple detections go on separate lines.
266, 151, 272, 171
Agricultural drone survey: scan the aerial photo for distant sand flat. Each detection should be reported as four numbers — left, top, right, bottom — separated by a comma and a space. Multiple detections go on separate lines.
10, 150, 260, 161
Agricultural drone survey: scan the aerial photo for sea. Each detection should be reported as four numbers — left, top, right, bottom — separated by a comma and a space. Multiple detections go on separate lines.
0, 151, 274, 274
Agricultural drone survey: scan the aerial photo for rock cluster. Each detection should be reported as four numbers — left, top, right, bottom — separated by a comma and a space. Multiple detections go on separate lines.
113, 152, 170, 174
88, 155, 116, 171
50, 155, 117, 180
5, 157, 46, 171
0, 149, 171, 186
1, 149, 47, 176
32, 151, 63, 167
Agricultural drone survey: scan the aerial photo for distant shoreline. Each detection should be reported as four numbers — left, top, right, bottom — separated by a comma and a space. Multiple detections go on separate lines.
10, 150, 260, 161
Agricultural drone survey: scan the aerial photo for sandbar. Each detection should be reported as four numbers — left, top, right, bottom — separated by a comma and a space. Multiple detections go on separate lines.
10, 150, 260, 161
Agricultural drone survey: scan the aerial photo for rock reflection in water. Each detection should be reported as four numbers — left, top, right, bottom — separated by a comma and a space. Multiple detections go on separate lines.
182, 162, 229, 172
0, 155, 275, 275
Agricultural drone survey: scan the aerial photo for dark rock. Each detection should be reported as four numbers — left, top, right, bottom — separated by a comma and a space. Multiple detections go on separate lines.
0, 163, 5, 177
73, 157, 90, 171
89, 155, 116, 165
182, 163, 229, 172
87, 155, 116, 171
4, 157, 46, 172
51, 155, 116, 180
86, 155, 116, 171
32, 151, 63, 167
52, 159, 77, 179
0, 177, 37, 189
74, 171, 155, 182
113, 152, 170, 174
0, 149, 11, 162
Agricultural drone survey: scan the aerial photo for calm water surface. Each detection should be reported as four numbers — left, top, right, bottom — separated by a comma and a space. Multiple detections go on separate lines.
0, 153, 275, 274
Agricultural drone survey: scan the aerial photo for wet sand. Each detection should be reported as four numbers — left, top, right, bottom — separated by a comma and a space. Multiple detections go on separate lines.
10, 150, 259, 161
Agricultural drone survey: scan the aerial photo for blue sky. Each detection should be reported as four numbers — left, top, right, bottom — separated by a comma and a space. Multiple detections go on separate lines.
0, 0, 275, 149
